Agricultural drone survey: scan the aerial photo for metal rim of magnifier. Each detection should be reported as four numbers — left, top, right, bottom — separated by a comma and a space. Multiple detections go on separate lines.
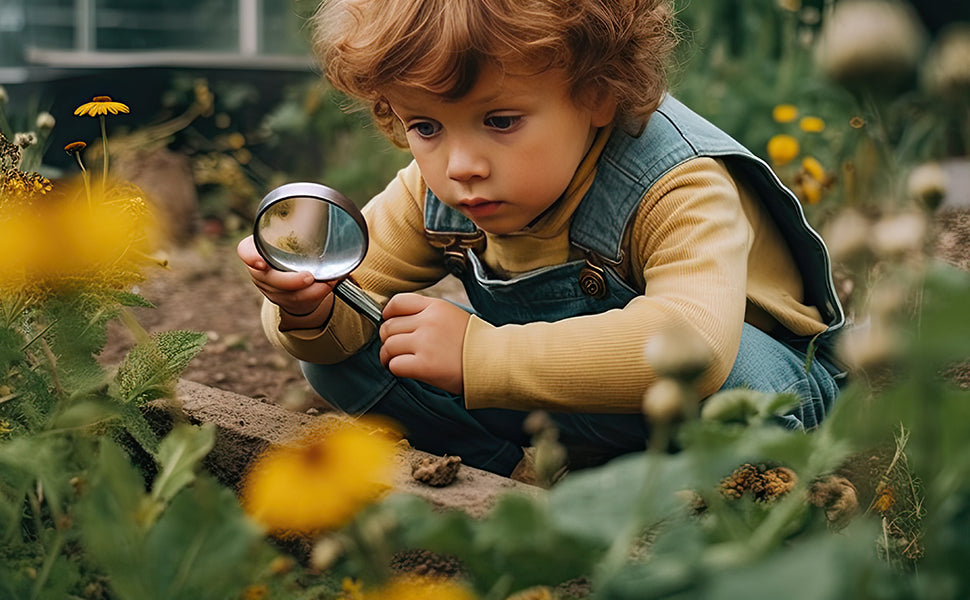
252, 182, 369, 279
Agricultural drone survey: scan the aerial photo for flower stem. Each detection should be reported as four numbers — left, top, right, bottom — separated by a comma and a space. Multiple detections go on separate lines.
100, 115, 109, 189
74, 153, 92, 206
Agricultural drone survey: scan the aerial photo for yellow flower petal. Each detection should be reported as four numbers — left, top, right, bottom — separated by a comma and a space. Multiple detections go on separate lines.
802, 156, 827, 182
241, 417, 399, 535
772, 104, 799, 123
74, 96, 130, 117
361, 576, 477, 600
767, 134, 800, 166
798, 176, 823, 204
799, 116, 826, 133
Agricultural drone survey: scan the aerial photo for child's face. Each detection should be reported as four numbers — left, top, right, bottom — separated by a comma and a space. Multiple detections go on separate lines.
386, 65, 615, 235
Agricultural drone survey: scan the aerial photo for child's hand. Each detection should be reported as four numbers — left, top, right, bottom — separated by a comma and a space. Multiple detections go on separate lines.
379, 294, 471, 395
236, 235, 336, 323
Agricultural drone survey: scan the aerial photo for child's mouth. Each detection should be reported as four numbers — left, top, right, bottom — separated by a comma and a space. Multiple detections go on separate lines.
460, 199, 503, 219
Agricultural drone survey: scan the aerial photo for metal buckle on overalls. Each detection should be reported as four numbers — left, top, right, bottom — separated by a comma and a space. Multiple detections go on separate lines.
579, 253, 609, 298
426, 231, 486, 277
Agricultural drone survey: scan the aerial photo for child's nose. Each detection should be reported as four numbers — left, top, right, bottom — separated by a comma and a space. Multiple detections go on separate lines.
446, 142, 489, 182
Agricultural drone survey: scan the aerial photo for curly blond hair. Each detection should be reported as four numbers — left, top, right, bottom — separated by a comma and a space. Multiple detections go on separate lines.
311, 0, 677, 145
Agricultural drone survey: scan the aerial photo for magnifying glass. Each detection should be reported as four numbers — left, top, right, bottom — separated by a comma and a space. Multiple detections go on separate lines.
253, 182, 383, 324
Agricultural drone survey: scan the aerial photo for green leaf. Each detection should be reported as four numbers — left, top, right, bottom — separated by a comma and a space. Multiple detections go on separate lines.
109, 289, 156, 309
151, 424, 215, 506
139, 478, 264, 600
549, 452, 697, 548
115, 330, 207, 406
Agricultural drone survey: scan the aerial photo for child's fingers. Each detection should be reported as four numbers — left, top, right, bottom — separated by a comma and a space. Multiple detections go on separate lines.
236, 235, 267, 270
381, 293, 433, 319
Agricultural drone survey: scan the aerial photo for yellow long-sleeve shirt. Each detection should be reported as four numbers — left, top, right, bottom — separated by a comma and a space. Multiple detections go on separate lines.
262, 128, 826, 413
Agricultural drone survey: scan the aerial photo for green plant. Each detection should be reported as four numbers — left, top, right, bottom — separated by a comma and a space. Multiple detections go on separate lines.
0, 98, 341, 600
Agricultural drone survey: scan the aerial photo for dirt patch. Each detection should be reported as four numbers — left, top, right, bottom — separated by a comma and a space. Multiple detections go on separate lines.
101, 238, 325, 411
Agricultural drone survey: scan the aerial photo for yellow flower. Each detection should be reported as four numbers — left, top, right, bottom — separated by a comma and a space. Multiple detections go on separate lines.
241, 417, 400, 535
799, 116, 826, 133
361, 576, 477, 600
64, 141, 87, 154
0, 177, 160, 296
796, 175, 823, 205
241, 584, 269, 600
801, 156, 827, 182
73, 96, 130, 117
766, 134, 800, 166
772, 104, 799, 123
340, 578, 364, 600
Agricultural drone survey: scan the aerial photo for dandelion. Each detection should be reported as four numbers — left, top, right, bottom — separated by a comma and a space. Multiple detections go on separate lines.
796, 173, 823, 204
0, 177, 159, 297
767, 134, 800, 166
799, 116, 825, 133
73, 95, 129, 188
340, 578, 364, 600
801, 156, 826, 182
359, 575, 477, 600
241, 417, 400, 535
772, 104, 799, 123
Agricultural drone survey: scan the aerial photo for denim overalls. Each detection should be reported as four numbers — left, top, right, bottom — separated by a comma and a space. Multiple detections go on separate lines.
301, 96, 846, 476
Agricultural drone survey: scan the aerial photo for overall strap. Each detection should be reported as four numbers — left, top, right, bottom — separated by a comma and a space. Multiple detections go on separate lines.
570, 95, 750, 262
571, 95, 844, 332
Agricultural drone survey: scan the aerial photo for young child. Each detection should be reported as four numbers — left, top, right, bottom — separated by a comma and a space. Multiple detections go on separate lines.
237, 0, 846, 477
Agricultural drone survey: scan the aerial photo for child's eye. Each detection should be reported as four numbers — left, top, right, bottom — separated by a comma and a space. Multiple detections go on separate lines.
407, 121, 441, 138
484, 115, 521, 131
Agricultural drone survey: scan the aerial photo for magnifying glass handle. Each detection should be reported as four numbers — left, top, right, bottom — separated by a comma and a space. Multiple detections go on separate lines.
334, 279, 383, 324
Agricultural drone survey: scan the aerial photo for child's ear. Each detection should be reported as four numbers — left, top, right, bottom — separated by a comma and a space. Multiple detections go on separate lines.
589, 89, 617, 128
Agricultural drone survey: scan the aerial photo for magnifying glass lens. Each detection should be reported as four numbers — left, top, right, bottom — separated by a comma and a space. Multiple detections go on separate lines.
255, 196, 367, 281
253, 182, 383, 324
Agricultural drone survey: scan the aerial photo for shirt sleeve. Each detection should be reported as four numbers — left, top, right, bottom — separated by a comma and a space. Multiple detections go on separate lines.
261, 162, 449, 363
462, 158, 752, 413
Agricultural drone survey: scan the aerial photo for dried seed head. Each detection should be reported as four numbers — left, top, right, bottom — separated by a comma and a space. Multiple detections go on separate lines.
923, 23, 970, 99
907, 162, 948, 210
35, 112, 55, 130
870, 211, 928, 258
310, 535, 344, 571
838, 318, 900, 371
644, 324, 712, 382
816, 0, 926, 90
823, 208, 871, 263
642, 378, 687, 424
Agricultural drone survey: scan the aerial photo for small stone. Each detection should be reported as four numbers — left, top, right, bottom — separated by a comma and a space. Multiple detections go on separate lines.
411, 455, 462, 487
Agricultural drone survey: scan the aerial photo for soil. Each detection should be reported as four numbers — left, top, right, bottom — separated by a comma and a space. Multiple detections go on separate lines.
100, 237, 327, 412
100, 208, 970, 412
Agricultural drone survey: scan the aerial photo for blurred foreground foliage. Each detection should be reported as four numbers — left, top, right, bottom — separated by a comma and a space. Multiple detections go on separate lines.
1, 0, 969, 598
